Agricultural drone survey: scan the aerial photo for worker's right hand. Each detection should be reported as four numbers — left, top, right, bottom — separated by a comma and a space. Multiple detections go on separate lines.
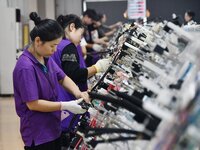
93, 58, 111, 73
60, 98, 86, 114
92, 43, 103, 52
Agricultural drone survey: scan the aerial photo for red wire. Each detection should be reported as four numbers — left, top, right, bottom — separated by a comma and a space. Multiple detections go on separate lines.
74, 137, 83, 149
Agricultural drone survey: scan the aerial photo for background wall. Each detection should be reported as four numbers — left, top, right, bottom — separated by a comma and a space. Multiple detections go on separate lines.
84, 0, 200, 25
86, 0, 127, 25
37, 0, 55, 19
6, 0, 38, 23
147, 0, 200, 24
55, 0, 82, 18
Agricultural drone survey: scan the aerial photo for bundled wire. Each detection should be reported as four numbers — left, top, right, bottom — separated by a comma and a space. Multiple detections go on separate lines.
89, 92, 154, 123
87, 136, 139, 148
84, 127, 152, 139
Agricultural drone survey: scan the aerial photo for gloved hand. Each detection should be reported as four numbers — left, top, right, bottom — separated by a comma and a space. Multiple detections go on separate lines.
60, 98, 86, 114
93, 58, 111, 73
92, 43, 103, 52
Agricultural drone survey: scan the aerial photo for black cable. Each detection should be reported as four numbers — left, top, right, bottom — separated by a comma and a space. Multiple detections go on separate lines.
89, 92, 153, 123
87, 50, 111, 56
91, 53, 120, 91
112, 90, 143, 108
91, 34, 125, 92
110, 90, 161, 132
84, 127, 151, 139
91, 65, 112, 91
87, 136, 145, 148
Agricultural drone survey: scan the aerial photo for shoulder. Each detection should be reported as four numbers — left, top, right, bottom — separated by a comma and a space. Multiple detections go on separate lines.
15, 54, 35, 71
63, 43, 77, 52
62, 43, 78, 56
13, 57, 35, 77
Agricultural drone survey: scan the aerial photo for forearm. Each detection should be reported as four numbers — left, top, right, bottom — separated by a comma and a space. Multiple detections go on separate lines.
93, 38, 107, 45
62, 62, 88, 83
109, 24, 117, 29
86, 43, 93, 49
61, 76, 81, 98
61, 76, 90, 103
109, 22, 119, 29
101, 36, 109, 41
105, 30, 115, 36
109, 22, 120, 29
26, 100, 61, 112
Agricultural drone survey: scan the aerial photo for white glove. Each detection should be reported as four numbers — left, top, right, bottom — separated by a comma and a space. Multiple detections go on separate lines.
92, 44, 103, 52
60, 98, 86, 114
94, 58, 111, 73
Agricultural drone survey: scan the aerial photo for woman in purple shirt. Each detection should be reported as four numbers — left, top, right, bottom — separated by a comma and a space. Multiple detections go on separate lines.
13, 12, 90, 150
51, 14, 111, 148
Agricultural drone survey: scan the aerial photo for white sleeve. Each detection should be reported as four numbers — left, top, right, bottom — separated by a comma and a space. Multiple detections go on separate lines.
80, 37, 87, 47
91, 29, 99, 41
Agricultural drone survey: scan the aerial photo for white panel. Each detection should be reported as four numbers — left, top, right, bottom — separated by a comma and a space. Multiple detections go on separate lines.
0, 0, 7, 7
0, 6, 16, 94
45, 0, 55, 19
0, 0, 38, 94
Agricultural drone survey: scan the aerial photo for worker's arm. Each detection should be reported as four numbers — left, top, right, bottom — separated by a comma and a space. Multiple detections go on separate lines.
59, 76, 81, 98
26, 100, 61, 112
59, 76, 90, 103
86, 43, 94, 49
26, 99, 87, 114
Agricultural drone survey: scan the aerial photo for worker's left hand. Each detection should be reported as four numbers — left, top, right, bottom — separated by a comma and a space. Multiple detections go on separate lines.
76, 91, 90, 103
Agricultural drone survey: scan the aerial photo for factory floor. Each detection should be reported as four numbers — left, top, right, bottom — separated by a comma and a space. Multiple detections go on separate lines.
0, 96, 24, 150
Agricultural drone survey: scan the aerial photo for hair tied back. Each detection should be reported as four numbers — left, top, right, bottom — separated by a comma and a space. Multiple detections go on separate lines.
29, 12, 41, 25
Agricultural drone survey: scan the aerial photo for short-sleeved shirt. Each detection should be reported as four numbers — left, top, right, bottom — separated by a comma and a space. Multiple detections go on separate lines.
51, 39, 88, 132
51, 39, 88, 101
13, 49, 66, 146
61, 43, 88, 84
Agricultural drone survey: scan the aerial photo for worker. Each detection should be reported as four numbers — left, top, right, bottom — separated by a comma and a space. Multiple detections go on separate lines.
13, 12, 90, 150
81, 9, 105, 66
99, 13, 122, 35
184, 10, 197, 26
51, 14, 111, 148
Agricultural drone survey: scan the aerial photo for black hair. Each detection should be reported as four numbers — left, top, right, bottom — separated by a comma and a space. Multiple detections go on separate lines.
186, 10, 195, 19
95, 14, 103, 22
83, 9, 98, 21
29, 12, 64, 42
98, 13, 104, 20
57, 14, 85, 30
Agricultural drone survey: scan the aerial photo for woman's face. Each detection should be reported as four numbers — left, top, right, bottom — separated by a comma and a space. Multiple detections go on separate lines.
184, 12, 192, 22
68, 27, 84, 46
35, 37, 62, 57
84, 15, 93, 25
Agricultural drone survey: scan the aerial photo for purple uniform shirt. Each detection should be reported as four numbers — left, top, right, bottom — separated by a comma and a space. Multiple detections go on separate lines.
13, 49, 66, 146
51, 39, 88, 132
51, 39, 88, 101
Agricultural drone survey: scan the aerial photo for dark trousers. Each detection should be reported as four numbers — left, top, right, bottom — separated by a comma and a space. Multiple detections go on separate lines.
60, 132, 75, 149
24, 137, 61, 150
